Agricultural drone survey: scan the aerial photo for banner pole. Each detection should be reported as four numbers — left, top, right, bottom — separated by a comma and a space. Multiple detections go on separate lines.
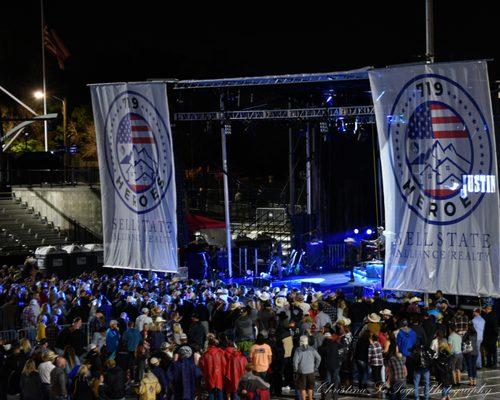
220, 92, 233, 278
425, 0, 435, 63
40, 0, 48, 151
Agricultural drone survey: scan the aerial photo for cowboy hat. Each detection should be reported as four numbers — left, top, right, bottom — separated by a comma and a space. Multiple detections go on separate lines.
259, 292, 271, 302
379, 309, 393, 317
409, 297, 422, 304
367, 313, 381, 323
337, 317, 351, 326
155, 316, 166, 323
275, 296, 288, 308
229, 302, 242, 311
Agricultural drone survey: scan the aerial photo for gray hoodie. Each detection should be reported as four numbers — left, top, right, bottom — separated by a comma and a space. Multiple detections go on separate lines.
293, 345, 321, 374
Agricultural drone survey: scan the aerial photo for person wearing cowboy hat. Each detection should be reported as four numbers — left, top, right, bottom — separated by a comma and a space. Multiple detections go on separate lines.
366, 313, 382, 335
235, 305, 255, 347
379, 309, 396, 332
482, 303, 498, 368
315, 302, 332, 330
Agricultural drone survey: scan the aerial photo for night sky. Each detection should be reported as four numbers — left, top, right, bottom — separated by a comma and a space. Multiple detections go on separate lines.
1, 2, 498, 232
1, 2, 498, 105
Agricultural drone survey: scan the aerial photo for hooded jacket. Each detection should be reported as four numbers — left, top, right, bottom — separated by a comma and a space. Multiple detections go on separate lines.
223, 346, 248, 393
397, 328, 417, 357
137, 372, 161, 400
199, 345, 227, 390
293, 345, 321, 374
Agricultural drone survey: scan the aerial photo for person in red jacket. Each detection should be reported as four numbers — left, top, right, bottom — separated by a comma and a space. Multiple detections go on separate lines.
199, 334, 227, 400
223, 340, 248, 400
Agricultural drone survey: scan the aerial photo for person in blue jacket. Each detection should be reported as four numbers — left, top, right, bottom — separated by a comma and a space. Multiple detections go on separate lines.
397, 319, 417, 381
106, 319, 121, 359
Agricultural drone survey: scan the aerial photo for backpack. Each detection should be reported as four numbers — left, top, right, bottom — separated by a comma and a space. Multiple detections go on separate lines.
412, 345, 435, 369
462, 336, 473, 354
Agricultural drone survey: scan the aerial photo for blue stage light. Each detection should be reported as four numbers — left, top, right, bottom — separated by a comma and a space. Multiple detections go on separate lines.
353, 228, 359, 234
366, 228, 373, 235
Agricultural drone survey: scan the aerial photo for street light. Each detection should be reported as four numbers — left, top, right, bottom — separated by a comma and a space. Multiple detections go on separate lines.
33, 90, 45, 100
33, 90, 68, 174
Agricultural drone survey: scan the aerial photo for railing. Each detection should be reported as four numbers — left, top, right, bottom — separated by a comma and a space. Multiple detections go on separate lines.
0, 322, 91, 347
4, 168, 100, 187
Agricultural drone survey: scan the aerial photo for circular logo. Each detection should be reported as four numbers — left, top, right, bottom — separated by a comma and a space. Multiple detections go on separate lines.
104, 91, 172, 214
389, 74, 492, 225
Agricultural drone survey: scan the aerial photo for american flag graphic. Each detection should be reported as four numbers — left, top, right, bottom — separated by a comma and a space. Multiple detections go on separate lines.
408, 101, 469, 143
117, 113, 155, 145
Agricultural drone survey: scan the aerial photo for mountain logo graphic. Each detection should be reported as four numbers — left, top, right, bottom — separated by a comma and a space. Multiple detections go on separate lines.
410, 140, 471, 199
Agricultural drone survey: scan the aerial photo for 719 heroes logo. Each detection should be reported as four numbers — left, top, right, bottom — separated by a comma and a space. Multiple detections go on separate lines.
389, 74, 492, 225
104, 91, 172, 214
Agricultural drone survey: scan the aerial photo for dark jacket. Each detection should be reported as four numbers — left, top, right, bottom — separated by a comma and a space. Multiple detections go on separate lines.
483, 311, 498, 343
50, 367, 68, 397
104, 366, 126, 399
73, 375, 94, 400
318, 338, 342, 375
188, 322, 206, 349
151, 365, 168, 394
21, 371, 43, 400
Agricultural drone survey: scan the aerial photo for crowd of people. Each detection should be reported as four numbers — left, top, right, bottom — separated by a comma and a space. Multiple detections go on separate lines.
0, 263, 498, 400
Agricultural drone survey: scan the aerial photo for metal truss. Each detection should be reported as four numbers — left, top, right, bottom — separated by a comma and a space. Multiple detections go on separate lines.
174, 106, 375, 122
168, 67, 371, 89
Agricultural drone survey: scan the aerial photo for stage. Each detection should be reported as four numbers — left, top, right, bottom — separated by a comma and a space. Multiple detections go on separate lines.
230, 264, 383, 297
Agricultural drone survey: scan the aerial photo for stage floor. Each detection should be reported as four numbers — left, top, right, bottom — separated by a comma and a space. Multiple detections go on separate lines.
231, 269, 382, 296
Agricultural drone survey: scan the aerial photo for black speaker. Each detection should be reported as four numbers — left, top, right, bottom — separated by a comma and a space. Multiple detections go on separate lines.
185, 252, 208, 280
253, 277, 271, 288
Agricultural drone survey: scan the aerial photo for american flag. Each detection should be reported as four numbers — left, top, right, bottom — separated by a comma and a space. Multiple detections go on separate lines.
117, 113, 155, 145
409, 102, 467, 139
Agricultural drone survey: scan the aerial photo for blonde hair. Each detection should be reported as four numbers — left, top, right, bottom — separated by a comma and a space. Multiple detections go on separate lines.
20, 338, 31, 353
172, 323, 182, 334
439, 342, 451, 353
78, 364, 90, 377
22, 359, 37, 375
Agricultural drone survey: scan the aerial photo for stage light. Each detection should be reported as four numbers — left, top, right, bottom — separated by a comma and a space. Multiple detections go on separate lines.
366, 228, 373, 235
354, 228, 359, 234
337, 118, 346, 133
319, 121, 329, 134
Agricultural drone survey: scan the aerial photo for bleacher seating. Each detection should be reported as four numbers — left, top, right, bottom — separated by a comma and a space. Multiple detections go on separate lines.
0, 192, 69, 254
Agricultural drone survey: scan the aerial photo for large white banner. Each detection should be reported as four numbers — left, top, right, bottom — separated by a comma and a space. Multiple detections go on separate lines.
90, 82, 177, 272
369, 61, 500, 296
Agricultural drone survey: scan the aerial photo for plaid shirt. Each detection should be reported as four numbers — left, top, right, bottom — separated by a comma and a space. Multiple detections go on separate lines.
368, 341, 384, 366
320, 301, 337, 323
453, 314, 469, 333
388, 356, 406, 381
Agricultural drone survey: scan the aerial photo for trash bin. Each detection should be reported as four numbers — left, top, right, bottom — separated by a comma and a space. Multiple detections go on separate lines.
35, 246, 69, 277
83, 243, 104, 268
61, 244, 93, 275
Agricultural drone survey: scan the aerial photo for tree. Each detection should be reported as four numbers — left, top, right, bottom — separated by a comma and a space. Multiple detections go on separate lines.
67, 105, 97, 161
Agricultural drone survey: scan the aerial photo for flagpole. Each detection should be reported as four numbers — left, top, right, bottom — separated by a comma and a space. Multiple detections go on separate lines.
41, 0, 48, 151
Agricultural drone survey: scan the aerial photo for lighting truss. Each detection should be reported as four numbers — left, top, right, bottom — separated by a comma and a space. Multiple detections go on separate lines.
174, 106, 375, 122
168, 67, 371, 89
